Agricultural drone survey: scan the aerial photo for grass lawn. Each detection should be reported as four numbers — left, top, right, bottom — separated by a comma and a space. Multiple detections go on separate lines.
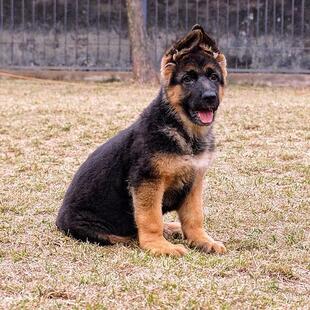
0, 79, 309, 309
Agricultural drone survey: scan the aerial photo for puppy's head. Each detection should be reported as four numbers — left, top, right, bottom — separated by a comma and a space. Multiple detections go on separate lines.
161, 25, 227, 127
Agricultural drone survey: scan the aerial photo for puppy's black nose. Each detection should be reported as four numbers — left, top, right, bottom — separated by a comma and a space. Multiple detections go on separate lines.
202, 90, 216, 101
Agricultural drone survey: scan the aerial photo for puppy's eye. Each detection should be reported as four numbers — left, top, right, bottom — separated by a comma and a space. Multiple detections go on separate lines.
209, 73, 219, 82
182, 75, 194, 84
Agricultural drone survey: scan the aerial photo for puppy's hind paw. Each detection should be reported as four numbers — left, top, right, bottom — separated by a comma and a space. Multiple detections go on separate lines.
163, 222, 183, 240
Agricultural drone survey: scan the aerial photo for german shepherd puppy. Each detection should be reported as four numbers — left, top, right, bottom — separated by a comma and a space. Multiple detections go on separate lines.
56, 25, 227, 256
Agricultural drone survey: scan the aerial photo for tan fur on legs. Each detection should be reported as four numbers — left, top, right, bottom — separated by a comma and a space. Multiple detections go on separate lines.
177, 172, 226, 254
131, 181, 188, 257
163, 222, 183, 239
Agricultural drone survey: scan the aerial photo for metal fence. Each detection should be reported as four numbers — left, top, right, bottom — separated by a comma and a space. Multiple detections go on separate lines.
0, 0, 309, 73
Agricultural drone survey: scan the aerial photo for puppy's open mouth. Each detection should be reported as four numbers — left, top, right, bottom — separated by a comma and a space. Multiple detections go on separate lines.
189, 109, 215, 126
197, 110, 214, 124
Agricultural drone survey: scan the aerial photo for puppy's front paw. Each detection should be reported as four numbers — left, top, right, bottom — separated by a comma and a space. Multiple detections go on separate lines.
199, 240, 227, 254
141, 239, 188, 257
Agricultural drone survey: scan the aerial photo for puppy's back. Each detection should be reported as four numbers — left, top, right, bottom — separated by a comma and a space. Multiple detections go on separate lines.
56, 126, 138, 240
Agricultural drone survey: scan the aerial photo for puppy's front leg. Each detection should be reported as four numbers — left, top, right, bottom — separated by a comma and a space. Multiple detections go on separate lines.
178, 173, 226, 254
132, 181, 188, 257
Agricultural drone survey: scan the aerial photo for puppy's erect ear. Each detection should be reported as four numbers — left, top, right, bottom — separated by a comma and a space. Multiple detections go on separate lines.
160, 24, 227, 84
215, 53, 227, 82
160, 53, 176, 85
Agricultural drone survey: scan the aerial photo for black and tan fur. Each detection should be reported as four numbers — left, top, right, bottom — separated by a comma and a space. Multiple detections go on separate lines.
56, 25, 227, 256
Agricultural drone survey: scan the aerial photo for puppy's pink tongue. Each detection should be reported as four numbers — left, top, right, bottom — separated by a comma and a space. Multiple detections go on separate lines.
197, 111, 213, 124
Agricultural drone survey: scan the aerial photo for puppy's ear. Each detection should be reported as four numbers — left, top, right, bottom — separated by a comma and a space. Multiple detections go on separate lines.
192, 25, 227, 82
216, 53, 227, 82
191, 24, 219, 53
160, 25, 206, 85
160, 53, 176, 85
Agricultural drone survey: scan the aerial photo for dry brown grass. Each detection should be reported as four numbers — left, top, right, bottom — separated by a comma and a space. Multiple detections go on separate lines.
0, 79, 309, 309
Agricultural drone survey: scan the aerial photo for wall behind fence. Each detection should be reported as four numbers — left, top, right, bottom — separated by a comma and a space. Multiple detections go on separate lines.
0, 0, 309, 73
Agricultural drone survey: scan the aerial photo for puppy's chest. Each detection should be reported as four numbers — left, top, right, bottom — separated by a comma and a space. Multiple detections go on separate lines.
155, 150, 213, 189
161, 151, 212, 212
187, 150, 214, 170
161, 127, 214, 175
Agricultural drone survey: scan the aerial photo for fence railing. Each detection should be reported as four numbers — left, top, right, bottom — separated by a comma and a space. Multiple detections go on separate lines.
0, 0, 309, 73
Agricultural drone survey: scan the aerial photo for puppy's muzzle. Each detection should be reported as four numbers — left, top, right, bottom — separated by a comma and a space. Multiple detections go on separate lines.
200, 90, 218, 111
